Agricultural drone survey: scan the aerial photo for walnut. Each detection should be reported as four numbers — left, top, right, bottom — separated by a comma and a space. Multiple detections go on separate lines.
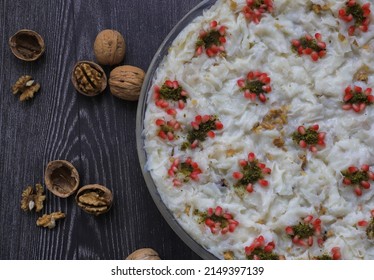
126, 248, 161, 260
36, 211, 65, 229
311, 4, 331, 14
273, 137, 285, 148
71, 61, 107, 96
21, 183, 46, 212
223, 251, 235, 260
94, 29, 126, 66
44, 160, 80, 198
354, 65, 371, 83
75, 184, 113, 215
109, 65, 145, 101
12, 75, 40, 101
9, 29, 45, 61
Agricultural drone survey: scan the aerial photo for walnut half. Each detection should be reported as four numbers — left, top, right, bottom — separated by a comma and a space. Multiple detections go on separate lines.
36, 212, 65, 229
21, 183, 46, 212
75, 184, 113, 215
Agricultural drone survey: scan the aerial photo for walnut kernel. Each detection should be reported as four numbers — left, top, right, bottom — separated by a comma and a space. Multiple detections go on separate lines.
36, 212, 65, 229
126, 248, 161, 260
94, 29, 126, 66
21, 183, 46, 212
12, 75, 40, 101
44, 160, 80, 198
109, 65, 145, 101
75, 184, 113, 215
9, 29, 45, 61
71, 61, 107, 96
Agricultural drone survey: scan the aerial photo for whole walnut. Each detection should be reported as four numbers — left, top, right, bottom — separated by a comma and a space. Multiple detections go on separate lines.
94, 29, 126, 66
109, 65, 145, 101
126, 248, 161, 260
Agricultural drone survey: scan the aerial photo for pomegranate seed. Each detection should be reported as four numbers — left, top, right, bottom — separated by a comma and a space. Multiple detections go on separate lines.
237, 79, 246, 88
318, 50, 326, 58
258, 179, 269, 187
264, 245, 273, 253
259, 93, 267, 102
368, 172, 374, 180
205, 218, 215, 227
221, 227, 229, 234
191, 140, 199, 149
369, 95, 374, 103
206, 48, 215, 57
315, 33, 322, 41
343, 177, 352, 185
191, 121, 199, 130
207, 208, 213, 216
190, 172, 199, 181
262, 85, 272, 93
210, 21, 218, 28
304, 48, 313, 55
173, 179, 182, 187
332, 247, 341, 260
359, 103, 366, 112
257, 163, 266, 169
215, 206, 223, 216
247, 71, 254, 79
297, 126, 306, 134
196, 46, 203, 56
219, 26, 226, 36
371, 210, 374, 217
233, 172, 244, 180
348, 26, 355, 36
246, 184, 254, 193
207, 131, 215, 138
362, 3, 371, 9
291, 39, 300, 47
311, 52, 319, 61
155, 119, 165, 126
223, 213, 232, 219
355, 186, 362, 196
239, 159, 247, 167
304, 215, 313, 223
202, 115, 211, 123
317, 238, 324, 247
158, 131, 167, 139
310, 146, 318, 153
347, 0, 356, 7
344, 93, 353, 102
311, 124, 319, 131
358, 220, 368, 227
361, 164, 370, 172
365, 88, 372, 95
262, 167, 272, 174
167, 109, 177, 116
354, 85, 362, 93
305, 34, 313, 41
219, 36, 226, 44
248, 152, 256, 162
178, 100, 185, 110
299, 140, 307, 148
342, 104, 352, 110
167, 132, 174, 141
308, 236, 313, 246
339, 9, 346, 17
285, 226, 294, 235
361, 181, 370, 189
228, 223, 237, 232
318, 132, 326, 140
348, 166, 358, 173
215, 121, 223, 130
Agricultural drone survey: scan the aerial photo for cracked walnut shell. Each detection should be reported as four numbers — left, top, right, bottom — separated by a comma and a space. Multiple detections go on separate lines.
9, 29, 45, 61
45, 160, 80, 198
71, 61, 107, 96
94, 29, 126, 66
21, 183, 46, 212
75, 184, 113, 215
109, 65, 145, 101
12, 75, 40, 101
36, 211, 65, 229
126, 248, 161, 260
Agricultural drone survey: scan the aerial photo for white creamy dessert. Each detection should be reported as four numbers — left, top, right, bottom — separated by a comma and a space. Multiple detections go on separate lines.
143, 0, 374, 259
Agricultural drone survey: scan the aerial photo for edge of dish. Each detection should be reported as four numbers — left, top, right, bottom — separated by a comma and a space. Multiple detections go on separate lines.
136, 0, 218, 260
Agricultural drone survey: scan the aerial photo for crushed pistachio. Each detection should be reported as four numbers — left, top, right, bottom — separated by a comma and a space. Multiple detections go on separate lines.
346, 92, 372, 104
347, 3, 365, 25
197, 30, 221, 49
292, 223, 315, 239
159, 84, 187, 102
292, 128, 319, 145
234, 161, 263, 189
341, 170, 369, 185
366, 218, 374, 240
314, 254, 333, 260
247, 248, 280, 260
187, 117, 218, 144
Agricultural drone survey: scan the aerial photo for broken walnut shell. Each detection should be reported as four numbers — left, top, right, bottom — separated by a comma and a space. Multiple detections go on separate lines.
71, 61, 107, 96
75, 184, 113, 215
126, 248, 161, 260
109, 65, 145, 101
9, 29, 45, 61
44, 160, 80, 198
94, 29, 126, 66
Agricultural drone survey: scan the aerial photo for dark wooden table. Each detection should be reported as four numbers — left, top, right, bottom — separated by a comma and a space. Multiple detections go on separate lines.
0, 0, 202, 260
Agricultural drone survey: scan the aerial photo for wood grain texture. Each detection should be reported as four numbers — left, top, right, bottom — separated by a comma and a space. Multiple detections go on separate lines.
0, 0, 203, 260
